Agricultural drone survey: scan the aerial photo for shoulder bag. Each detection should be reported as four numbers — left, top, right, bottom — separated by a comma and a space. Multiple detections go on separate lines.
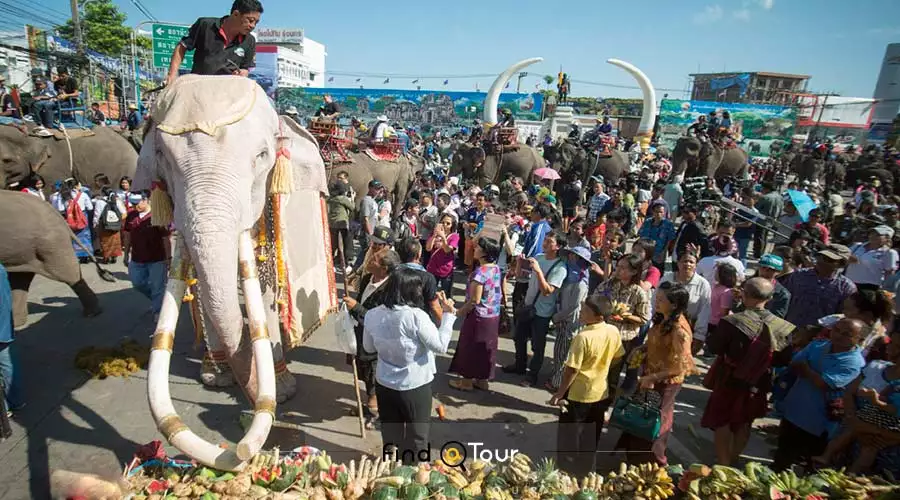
515, 259, 563, 322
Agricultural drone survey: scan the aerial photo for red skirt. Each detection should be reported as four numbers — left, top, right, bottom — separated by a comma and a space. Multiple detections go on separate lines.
701, 361, 768, 430
448, 312, 500, 380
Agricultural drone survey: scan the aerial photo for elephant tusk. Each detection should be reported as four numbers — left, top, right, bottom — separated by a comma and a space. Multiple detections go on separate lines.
147, 236, 246, 471
235, 230, 276, 461
606, 59, 656, 151
483, 57, 543, 125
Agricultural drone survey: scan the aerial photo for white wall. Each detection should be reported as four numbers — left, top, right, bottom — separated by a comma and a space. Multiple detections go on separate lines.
271, 36, 327, 89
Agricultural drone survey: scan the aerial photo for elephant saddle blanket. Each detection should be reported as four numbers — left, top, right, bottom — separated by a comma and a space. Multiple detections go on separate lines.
153, 74, 257, 136
364, 148, 400, 163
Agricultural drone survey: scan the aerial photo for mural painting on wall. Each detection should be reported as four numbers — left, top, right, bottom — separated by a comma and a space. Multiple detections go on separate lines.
657, 99, 796, 157
276, 87, 543, 131
564, 97, 645, 117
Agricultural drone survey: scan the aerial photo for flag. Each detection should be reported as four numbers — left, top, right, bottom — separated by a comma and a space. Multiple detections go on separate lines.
328, 77, 334, 82
355, 78, 361, 82
443, 80, 449, 85
412, 79, 419, 84
383, 78, 390, 84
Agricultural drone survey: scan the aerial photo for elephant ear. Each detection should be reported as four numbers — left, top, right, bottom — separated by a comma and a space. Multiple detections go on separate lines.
280, 117, 328, 196
24, 140, 51, 173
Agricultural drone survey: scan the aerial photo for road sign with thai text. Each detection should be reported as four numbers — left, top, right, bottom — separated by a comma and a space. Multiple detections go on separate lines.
151, 23, 193, 70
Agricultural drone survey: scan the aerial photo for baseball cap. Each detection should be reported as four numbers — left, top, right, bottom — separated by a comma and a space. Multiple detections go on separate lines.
872, 225, 895, 238
370, 226, 395, 246
759, 254, 784, 271
817, 244, 852, 262
368, 179, 383, 189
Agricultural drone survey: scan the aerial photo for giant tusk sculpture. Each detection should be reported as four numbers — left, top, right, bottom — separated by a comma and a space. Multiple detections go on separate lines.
147, 231, 276, 470
483, 57, 543, 125
607, 58, 657, 152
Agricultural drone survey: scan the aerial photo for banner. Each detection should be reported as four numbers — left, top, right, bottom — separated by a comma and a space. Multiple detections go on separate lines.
276, 87, 543, 131
46, 34, 161, 81
657, 99, 796, 157
249, 46, 277, 99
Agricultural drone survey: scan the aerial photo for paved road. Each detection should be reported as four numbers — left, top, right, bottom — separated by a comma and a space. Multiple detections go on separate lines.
0, 261, 776, 499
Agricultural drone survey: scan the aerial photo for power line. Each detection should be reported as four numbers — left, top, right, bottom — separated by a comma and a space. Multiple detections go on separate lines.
129, 0, 157, 21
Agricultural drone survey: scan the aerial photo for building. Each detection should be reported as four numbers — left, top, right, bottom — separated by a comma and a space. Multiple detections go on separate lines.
254, 28, 326, 88
689, 71, 810, 105
868, 43, 900, 144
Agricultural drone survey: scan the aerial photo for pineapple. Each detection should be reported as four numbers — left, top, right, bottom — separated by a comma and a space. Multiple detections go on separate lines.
535, 457, 562, 496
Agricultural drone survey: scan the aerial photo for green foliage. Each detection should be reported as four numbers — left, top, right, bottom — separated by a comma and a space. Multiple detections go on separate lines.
543, 75, 554, 87
57, 0, 136, 56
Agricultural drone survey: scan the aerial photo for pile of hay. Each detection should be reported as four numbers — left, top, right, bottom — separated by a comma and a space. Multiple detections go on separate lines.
74, 338, 149, 379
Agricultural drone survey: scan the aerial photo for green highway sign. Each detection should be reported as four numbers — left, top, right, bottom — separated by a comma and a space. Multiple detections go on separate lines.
150, 23, 193, 70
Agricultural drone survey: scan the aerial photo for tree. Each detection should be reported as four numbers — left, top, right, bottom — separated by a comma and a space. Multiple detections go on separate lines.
58, 0, 150, 56
543, 75, 554, 90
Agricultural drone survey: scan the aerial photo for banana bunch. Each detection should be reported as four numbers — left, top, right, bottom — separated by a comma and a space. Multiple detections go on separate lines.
816, 468, 899, 499
501, 453, 533, 487
580, 472, 605, 492
765, 469, 825, 499
686, 465, 752, 499
601, 462, 675, 499
444, 466, 469, 490
484, 486, 514, 500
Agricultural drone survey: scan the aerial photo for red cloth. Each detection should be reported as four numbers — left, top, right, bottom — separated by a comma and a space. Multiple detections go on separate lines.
123, 211, 169, 263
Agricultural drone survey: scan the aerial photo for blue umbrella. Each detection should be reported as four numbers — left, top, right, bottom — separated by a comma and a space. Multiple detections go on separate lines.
786, 189, 817, 222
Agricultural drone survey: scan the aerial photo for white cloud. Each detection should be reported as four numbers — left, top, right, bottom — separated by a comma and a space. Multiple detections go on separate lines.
693, 4, 724, 24
759, 0, 774, 9
733, 9, 752, 20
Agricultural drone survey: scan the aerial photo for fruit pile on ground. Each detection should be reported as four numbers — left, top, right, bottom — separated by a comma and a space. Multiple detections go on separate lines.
124, 446, 900, 500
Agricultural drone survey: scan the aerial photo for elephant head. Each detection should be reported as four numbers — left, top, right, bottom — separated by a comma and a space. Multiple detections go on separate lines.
450, 142, 487, 180
670, 136, 703, 179
135, 75, 333, 470
0, 125, 52, 189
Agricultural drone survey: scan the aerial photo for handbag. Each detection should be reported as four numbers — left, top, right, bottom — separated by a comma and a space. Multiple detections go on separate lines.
515, 259, 563, 321
813, 343, 845, 422
610, 390, 662, 441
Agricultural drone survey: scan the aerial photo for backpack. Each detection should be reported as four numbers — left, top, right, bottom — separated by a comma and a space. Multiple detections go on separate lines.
65, 192, 88, 232
99, 195, 122, 231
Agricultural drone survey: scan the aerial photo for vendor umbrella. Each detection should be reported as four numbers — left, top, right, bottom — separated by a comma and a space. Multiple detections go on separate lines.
786, 189, 817, 222
533, 167, 561, 180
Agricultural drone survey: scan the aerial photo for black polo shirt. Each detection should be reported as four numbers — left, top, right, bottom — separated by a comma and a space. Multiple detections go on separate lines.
315, 102, 340, 117
180, 16, 256, 75
54, 76, 78, 96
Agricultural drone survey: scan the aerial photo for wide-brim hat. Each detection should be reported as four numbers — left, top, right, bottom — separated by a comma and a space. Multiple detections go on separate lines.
818, 244, 852, 262
561, 245, 592, 265
872, 225, 895, 239
285, 106, 299, 114
376, 115, 388, 122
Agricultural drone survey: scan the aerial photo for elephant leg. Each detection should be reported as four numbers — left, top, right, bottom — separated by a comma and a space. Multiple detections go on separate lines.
8, 272, 34, 328
194, 287, 235, 388
70, 278, 102, 319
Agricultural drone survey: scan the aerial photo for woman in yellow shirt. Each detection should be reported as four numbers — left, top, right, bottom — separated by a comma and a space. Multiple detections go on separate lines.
550, 294, 625, 475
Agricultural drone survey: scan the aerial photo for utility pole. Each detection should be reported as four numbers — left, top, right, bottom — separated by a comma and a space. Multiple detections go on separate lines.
70, 0, 84, 54
516, 72, 527, 93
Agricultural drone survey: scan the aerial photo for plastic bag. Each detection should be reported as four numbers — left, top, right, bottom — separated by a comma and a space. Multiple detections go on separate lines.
335, 303, 357, 355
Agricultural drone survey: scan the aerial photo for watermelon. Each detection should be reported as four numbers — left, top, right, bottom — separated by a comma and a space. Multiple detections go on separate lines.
572, 490, 598, 500
427, 470, 448, 490
372, 485, 400, 500
268, 464, 300, 491
392, 465, 417, 481
400, 482, 429, 500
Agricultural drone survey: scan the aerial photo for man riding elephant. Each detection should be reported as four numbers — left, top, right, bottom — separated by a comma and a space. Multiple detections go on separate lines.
670, 135, 749, 181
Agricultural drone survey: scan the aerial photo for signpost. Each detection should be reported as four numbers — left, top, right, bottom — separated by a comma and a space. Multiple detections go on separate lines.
150, 23, 193, 70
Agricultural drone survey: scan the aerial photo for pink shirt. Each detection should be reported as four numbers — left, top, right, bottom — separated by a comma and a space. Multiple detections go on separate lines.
427, 233, 459, 278
709, 284, 734, 326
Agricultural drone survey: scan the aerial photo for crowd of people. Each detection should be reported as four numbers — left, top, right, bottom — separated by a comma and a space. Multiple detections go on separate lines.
328, 145, 900, 475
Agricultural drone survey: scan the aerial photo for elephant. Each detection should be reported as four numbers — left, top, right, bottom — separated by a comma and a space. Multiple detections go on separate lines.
846, 164, 895, 193
0, 190, 103, 327
134, 75, 337, 470
670, 136, 749, 181
117, 127, 145, 154
450, 142, 544, 186
748, 142, 761, 154
769, 140, 785, 156
322, 151, 414, 212
0, 124, 138, 193
795, 153, 826, 184
542, 139, 629, 187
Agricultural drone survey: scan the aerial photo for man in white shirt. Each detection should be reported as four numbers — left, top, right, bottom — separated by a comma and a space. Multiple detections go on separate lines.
698, 235, 745, 285
844, 225, 898, 289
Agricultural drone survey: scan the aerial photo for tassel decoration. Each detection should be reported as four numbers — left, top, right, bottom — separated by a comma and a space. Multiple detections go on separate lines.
150, 180, 174, 228
269, 147, 294, 195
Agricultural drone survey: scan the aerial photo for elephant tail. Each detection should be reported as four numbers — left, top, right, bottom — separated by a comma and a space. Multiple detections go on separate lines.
67, 227, 116, 283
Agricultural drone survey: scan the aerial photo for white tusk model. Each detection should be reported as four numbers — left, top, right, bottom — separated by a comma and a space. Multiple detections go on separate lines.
146, 236, 246, 471
235, 230, 276, 461
483, 57, 544, 125
607, 58, 657, 151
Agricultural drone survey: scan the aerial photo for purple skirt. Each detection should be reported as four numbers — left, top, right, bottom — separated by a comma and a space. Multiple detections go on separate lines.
448, 312, 500, 380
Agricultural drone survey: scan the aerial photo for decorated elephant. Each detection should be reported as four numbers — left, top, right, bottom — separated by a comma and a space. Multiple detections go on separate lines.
0, 190, 105, 327
134, 75, 337, 470
322, 151, 414, 212
542, 139, 629, 186
450, 141, 544, 186
794, 152, 826, 183
846, 164, 895, 193
0, 124, 138, 193
670, 136, 749, 180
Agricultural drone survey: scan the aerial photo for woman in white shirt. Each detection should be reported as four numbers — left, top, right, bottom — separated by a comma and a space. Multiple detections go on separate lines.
845, 225, 898, 291
363, 267, 457, 463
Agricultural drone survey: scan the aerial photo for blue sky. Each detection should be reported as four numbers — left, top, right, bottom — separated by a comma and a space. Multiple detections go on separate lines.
111, 0, 899, 99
